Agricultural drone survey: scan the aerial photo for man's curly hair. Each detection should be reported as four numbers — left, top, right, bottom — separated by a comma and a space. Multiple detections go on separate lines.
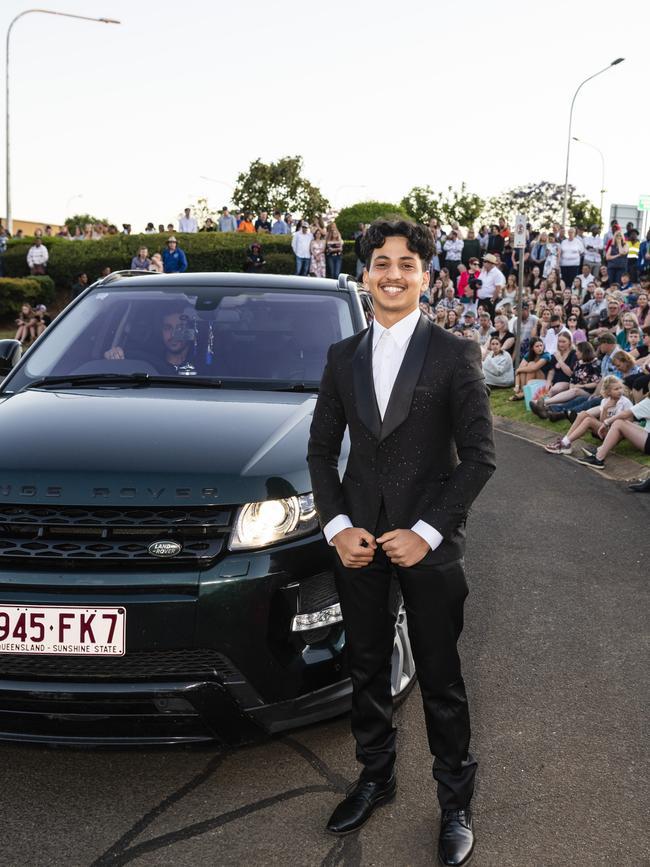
360, 219, 434, 270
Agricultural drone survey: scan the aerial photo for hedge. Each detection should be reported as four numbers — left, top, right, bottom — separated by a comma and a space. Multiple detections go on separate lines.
0, 276, 57, 317
0, 233, 358, 289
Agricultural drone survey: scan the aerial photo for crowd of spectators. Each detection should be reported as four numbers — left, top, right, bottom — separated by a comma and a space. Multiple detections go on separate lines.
418, 217, 650, 475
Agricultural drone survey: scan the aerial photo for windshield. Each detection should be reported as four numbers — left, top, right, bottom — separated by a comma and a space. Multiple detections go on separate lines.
5, 286, 355, 391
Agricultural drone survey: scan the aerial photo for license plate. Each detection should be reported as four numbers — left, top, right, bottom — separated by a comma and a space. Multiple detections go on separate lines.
0, 605, 126, 656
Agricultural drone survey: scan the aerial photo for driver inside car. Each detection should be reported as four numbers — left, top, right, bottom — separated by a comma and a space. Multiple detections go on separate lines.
104, 310, 197, 374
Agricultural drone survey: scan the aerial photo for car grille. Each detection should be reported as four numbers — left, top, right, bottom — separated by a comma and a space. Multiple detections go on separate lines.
0, 648, 239, 680
0, 505, 235, 570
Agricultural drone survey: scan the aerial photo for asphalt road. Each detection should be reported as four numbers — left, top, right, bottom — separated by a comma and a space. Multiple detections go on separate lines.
1, 431, 648, 867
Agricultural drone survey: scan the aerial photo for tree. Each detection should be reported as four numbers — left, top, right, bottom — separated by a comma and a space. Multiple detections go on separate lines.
232, 155, 329, 218
335, 201, 411, 240
482, 181, 601, 230
401, 183, 484, 228
188, 197, 218, 229
64, 213, 108, 231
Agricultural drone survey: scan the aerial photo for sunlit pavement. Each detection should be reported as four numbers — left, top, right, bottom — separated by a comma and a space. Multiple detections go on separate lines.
1, 431, 647, 867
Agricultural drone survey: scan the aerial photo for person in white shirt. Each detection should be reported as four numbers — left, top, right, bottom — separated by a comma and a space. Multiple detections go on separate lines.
476, 253, 505, 313
482, 336, 514, 387
582, 225, 603, 275
26, 237, 49, 275
178, 208, 198, 233
578, 264, 595, 296
543, 315, 572, 355
291, 222, 313, 275
559, 227, 584, 288
545, 375, 632, 454
442, 229, 463, 283
577, 392, 650, 469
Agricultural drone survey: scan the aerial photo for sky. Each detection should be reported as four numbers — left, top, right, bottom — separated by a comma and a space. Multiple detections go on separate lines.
1, 0, 649, 230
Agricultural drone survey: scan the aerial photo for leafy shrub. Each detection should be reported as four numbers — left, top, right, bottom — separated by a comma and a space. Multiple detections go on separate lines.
0, 277, 56, 317
335, 201, 412, 240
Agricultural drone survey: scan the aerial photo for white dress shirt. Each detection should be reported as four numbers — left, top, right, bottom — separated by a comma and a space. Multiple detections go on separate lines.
178, 216, 198, 233
323, 307, 443, 554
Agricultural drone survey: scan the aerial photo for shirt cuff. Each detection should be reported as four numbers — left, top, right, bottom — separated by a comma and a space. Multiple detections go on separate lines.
323, 514, 353, 546
411, 520, 444, 553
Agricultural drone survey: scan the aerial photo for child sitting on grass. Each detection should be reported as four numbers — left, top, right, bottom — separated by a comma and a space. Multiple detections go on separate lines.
544, 376, 633, 454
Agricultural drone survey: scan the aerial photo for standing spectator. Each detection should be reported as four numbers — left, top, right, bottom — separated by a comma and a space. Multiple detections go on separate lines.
291, 221, 313, 276
511, 300, 538, 359
162, 236, 188, 273
244, 242, 265, 273
625, 229, 640, 283
43, 225, 53, 237
237, 213, 255, 233
166, 223, 175, 233
157, 224, 165, 233
543, 232, 560, 278
71, 271, 89, 299
254, 211, 272, 233
285, 213, 295, 233
309, 229, 326, 278
605, 230, 629, 286
487, 225, 505, 256
130, 246, 151, 271
122, 223, 132, 235
559, 227, 584, 288
529, 232, 549, 273
583, 225, 603, 274
178, 208, 198, 233
443, 229, 463, 283
461, 228, 481, 267
0, 225, 7, 276
476, 253, 505, 314
638, 230, 650, 277
26, 236, 49, 275
144, 222, 156, 234
200, 218, 217, 232
218, 207, 238, 233
477, 225, 490, 253
56, 225, 71, 239
271, 211, 290, 234
325, 223, 344, 279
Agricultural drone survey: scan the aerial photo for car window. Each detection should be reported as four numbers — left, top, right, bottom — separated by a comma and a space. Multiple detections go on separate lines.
5, 287, 356, 391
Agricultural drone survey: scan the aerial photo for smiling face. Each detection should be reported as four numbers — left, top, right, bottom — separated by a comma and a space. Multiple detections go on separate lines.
364, 235, 429, 327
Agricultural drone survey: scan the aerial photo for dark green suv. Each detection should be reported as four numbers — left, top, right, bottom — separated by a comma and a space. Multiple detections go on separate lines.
0, 272, 415, 745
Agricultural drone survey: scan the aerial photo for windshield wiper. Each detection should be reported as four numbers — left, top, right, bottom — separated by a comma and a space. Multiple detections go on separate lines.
26, 373, 223, 389
270, 383, 320, 393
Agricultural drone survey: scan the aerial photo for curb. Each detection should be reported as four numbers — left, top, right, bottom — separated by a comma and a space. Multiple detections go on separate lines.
492, 415, 650, 484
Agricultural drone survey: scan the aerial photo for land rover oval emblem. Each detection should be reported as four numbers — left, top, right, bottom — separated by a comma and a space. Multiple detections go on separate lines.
148, 540, 182, 558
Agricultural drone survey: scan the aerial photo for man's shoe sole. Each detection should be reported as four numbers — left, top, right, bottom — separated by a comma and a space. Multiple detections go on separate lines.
325, 787, 396, 836
576, 457, 605, 469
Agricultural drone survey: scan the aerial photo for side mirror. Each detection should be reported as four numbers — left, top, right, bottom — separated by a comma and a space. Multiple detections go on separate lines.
0, 340, 22, 376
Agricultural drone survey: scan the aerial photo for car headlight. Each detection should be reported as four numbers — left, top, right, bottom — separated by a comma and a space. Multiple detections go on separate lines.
229, 492, 319, 550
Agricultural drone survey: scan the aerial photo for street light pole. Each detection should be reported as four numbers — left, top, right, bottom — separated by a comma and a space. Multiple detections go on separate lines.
5, 9, 120, 234
561, 58, 623, 232
572, 137, 605, 228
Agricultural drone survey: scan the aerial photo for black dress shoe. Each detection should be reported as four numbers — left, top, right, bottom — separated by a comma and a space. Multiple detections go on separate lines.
629, 476, 650, 492
547, 409, 567, 422
438, 808, 474, 866
567, 410, 578, 423
326, 775, 396, 835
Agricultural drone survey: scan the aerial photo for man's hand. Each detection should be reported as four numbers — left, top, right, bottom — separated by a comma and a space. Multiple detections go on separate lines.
104, 346, 125, 360
376, 529, 430, 567
332, 527, 376, 569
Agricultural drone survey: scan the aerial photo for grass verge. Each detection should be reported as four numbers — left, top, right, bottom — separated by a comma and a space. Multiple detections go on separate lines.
489, 387, 650, 469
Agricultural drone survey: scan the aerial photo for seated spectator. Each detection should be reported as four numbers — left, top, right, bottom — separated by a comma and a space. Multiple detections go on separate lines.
589, 297, 622, 339
439, 284, 457, 311
616, 312, 640, 350
477, 310, 493, 346
544, 331, 577, 396
578, 264, 595, 296
545, 376, 633, 454
15, 303, 37, 344
611, 350, 642, 380
433, 305, 448, 328
537, 341, 600, 415
34, 304, 51, 337
627, 328, 643, 360
419, 295, 433, 320
130, 246, 151, 271
446, 309, 462, 333
510, 337, 550, 400
577, 394, 650, 469
566, 313, 587, 344
461, 308, 479, 330
542, 314, 571, 354
460, 281, 479, 316
482, 336, 515, 387
26, 236, 49, 275
491, 314, 515, 357
244, 242, 265, 273
632, 290, 650, 327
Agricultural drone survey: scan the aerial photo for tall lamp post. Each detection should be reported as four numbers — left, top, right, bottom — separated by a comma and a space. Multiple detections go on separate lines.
561, 57, 624, 232
5, 9, 120, 234
572, 137, 605, 228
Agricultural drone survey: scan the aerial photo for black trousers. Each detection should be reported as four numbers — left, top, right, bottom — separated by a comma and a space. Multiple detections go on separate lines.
334, 507, 477, 810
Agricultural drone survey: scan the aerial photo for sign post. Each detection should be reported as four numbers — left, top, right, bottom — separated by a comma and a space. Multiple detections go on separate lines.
513, 214, 526, 364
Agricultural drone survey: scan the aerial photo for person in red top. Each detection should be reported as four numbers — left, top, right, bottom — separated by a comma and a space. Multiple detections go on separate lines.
237, 213, 255, 233
498, 217, 510, 239
458, 257, 481, 296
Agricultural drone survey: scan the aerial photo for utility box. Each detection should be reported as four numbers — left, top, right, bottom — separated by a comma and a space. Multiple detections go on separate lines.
609, 204, 643, 232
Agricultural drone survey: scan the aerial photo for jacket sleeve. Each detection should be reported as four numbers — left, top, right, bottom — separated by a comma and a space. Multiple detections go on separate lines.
307, 344, 349, 529
420, 339, 496, 539
179, 250, 188, 272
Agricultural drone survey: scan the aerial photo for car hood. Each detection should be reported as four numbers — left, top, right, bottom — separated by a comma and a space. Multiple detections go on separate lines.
0, 388, 349, 506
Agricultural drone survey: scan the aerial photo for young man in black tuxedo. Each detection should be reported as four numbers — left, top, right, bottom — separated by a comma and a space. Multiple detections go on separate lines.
307, 220, 496, 866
